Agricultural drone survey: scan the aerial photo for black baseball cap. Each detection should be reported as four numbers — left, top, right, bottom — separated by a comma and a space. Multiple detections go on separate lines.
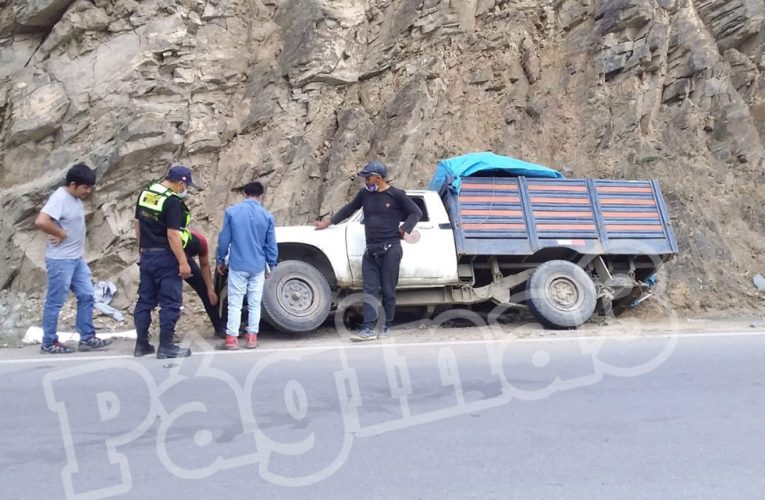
358, 160, 387, 178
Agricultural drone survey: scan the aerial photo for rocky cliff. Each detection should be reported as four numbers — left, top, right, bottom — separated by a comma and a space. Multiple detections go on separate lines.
1, 0, 764, 312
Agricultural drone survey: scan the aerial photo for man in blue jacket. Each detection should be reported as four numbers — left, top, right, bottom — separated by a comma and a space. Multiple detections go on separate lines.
216, 181, 278, 349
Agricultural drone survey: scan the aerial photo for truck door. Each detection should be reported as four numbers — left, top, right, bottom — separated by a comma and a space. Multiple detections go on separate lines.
346, 193, 458, 288
345, 211, 366, 287
398, 194, 458, 287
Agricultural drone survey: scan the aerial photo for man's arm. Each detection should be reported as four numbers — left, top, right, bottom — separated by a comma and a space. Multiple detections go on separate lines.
36, 191, 66, 245
397, 191, 423, 235
264, 215, 278, 276
315, 190, 364, 229
164, 197, 191, 278
216, 211, 232, 272
167, 229, 191, 278
198, 256, 218, 305
35, 212, 66, 245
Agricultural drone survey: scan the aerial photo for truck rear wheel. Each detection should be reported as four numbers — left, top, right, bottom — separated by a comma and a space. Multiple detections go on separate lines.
527, 260, 597, 329
262, 260, 332, 333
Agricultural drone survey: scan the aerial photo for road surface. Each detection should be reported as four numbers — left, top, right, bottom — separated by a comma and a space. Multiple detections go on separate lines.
1, 330, 763, 499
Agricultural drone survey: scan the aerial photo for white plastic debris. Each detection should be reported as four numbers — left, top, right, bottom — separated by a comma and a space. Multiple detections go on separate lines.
22, 326, 137, 345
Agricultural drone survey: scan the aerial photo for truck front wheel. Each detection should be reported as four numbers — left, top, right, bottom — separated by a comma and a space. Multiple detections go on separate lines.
527, 260, 597, 329
262, 260, 332, 333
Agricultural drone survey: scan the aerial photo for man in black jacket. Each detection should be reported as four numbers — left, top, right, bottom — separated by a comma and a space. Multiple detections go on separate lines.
315, 160, 422, 341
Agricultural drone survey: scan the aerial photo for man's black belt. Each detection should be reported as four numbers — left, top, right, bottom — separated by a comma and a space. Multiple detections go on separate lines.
140, 247, 170, 252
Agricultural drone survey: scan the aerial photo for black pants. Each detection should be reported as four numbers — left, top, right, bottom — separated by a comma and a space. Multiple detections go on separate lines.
134, 250, 182, 348
186, 258, 225, 335
361, 242, 403, 329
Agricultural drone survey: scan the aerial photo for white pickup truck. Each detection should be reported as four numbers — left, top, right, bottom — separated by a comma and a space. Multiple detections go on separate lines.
215, 176, 677, 332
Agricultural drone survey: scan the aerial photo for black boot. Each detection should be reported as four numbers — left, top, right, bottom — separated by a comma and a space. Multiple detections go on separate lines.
133, 343, 155, 357
134, 330, 154, 357
157, 344, 192, 359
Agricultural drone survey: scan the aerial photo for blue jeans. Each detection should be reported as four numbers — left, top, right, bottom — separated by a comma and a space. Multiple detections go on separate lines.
133, 250, 182, 348
226, 270, 265, 336
42, 258, 96, 346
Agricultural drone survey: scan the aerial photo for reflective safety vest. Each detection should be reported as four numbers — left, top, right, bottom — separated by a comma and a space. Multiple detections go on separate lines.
136, 183, 192, 247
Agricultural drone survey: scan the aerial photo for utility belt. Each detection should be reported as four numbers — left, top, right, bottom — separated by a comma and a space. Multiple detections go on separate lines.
365, 241, 400, 259
140, 247, 171, 253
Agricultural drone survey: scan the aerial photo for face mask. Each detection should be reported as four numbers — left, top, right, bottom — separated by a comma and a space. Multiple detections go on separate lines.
178, 188, 189, 199
364, 183, 378, 192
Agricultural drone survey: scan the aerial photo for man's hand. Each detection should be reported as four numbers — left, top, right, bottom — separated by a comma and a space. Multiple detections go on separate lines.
314, 219, 331, 230
207, 288, 218, 306
179, 261, 192, 279
48, 232, 66, 246
398, 228, 405, 239
216, 263, 227, 275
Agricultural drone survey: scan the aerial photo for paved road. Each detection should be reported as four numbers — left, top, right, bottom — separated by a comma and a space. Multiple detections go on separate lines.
2, 331, 764, 499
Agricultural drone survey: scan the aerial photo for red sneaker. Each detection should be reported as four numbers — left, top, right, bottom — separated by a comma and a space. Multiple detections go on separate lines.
224, 335, 239, 350
245, 333, 258, 349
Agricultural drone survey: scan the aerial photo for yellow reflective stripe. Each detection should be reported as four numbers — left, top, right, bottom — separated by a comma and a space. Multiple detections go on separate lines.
138, 183, 174, 212
180, 229, 191, 248
137, 190, 167, 212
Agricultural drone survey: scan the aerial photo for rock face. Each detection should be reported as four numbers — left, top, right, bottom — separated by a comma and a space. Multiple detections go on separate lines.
1, 0, 764, 313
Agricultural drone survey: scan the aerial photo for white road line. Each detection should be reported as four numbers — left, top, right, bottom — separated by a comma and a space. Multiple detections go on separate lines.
1, 329, 763, 366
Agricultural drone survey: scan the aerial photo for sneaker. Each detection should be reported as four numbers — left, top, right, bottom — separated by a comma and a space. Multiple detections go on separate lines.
378, 326, 392, 338
133, 343, 155, 357
156, 345, 191, 359
224, 335, 239, 350
41, 341, 74, 354
349, 328, 377, 342
245, 333, 258, 349
78, 336, 113, 352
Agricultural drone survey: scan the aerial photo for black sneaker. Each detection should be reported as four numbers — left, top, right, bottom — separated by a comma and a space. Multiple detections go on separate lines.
133, 343, 155, 357
78, 337, 113, 352
41, 342, 74, 354
157, 345, 192, 359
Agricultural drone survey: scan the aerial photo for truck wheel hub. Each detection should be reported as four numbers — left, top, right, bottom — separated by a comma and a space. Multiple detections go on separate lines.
546, 276, 581, 311
280, 279, 314, 314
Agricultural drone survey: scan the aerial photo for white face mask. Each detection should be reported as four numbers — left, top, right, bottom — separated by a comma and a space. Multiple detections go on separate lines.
178, 187, 189, 199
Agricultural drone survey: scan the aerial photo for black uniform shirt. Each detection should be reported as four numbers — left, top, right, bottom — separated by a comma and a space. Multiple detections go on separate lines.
135, 193, 184, 249
331, 186, 423, 245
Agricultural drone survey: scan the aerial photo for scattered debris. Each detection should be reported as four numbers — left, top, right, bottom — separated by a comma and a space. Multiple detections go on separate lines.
753, 274, 765, 291
22, 326, 137, 345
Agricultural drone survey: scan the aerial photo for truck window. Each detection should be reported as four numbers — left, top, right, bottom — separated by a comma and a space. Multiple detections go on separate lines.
407, 196, 429, 222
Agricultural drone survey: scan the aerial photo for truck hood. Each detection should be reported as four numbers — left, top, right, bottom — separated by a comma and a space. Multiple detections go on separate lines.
275, 224, 345, 248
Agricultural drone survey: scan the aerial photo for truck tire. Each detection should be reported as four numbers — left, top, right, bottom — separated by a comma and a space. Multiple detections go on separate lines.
527, 260, 597, 329
262, 260, 332, 333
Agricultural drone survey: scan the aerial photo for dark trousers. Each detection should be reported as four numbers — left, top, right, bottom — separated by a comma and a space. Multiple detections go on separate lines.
134, 250, 182, 348
186, 258, 225, 335
361, 242, 403, 329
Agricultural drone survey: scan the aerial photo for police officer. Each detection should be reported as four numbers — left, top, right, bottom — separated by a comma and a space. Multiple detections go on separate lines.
132, 165, 196, 358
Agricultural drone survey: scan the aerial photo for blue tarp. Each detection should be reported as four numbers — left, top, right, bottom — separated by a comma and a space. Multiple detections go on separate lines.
427, 152, 564, 193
